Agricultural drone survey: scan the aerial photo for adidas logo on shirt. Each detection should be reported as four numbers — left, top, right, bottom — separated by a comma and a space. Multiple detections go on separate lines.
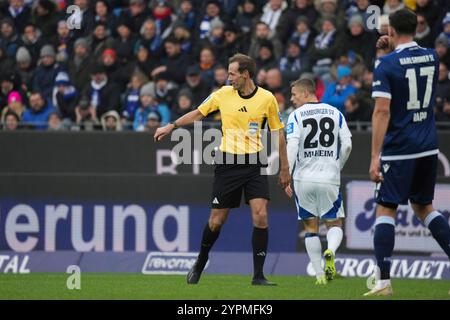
238, 106, 248, 112
212, 197, 219, 204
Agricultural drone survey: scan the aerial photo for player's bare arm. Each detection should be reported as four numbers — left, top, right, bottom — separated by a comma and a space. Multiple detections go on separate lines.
369, 97, 391, 183
276, 129, 291, 189
154, 109, 204, 141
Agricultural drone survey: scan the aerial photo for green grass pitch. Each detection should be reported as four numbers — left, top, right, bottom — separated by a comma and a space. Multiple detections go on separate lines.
0, 273, 449, 300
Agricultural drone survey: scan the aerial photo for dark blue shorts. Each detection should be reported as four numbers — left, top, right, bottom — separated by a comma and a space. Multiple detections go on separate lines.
376, 155, 437, 207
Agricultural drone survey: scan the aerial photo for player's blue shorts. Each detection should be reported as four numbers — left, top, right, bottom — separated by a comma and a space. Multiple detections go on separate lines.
376, 155, 437, 208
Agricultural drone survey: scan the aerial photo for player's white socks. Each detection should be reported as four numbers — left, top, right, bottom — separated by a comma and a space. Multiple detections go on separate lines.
326, 226, 343, 254
305, 235, 324, 277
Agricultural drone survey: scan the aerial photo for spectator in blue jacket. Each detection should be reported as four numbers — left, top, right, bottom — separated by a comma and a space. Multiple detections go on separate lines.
133, 82, 170, 131
321, 65, 356, 115
22, 92, 55, 130
33, 44, 59, 102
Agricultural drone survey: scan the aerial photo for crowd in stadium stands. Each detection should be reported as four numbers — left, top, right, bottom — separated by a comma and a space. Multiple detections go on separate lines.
0, 0, 450, 131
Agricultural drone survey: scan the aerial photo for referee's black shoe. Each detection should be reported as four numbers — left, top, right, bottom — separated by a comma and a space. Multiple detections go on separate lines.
251, 277, 277, 286
187, 261, 204, 284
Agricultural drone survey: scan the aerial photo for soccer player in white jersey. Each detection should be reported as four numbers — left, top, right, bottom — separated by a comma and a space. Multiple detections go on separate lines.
284, 79, 352, 284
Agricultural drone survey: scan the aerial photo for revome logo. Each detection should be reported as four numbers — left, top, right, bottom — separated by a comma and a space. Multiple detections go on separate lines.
142, 252, 208, 275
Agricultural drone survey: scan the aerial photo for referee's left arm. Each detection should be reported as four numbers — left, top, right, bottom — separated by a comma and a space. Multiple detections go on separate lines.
154, 109, 204, 141
267, 96, 291, 189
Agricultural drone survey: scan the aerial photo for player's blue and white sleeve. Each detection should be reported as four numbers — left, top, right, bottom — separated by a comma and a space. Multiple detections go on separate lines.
338, 112, 352, 170
372, 58, 392, 99
286, 111, 300, 176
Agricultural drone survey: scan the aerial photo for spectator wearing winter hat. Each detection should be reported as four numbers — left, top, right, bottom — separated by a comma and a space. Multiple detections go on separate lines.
321, 65, 357, 115
3, 110, 20, 131
198, 0, 223, 39
180, 65, 212, 107
20, 23, 43, 67
0, 71, 26, 114
101, 48, 133, 91
68, 37, 94, 93
32, 0, 59, 39
197, 17, 226, 53
16, 46, 33, 92
133, 82, 170, 131
82, 64, 122, 120
53, 71, 79, 122
435, 34, 450, 68
436, 12, 450, 47
1, 91, 25, 121
171, 21, 194, 55
123, 72, 148, 122
22, 91, 56, 130
153, 71, 179, 109
33, 44, 59, 102
144, 110, 162, 131
113, 18, 138, 63
338, 14, 376, 70
49, 20, 75, 64
101, 110, 122, 131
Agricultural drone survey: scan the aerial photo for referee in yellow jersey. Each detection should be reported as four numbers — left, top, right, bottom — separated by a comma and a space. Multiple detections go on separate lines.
154, 53, 291, 286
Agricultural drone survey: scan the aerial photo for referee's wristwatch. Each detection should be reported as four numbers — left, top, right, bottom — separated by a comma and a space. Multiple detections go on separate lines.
170, 121, 179, 129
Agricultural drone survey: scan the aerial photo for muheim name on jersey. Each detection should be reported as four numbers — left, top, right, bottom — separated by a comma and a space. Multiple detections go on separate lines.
304, 149, 334, 158
345, 181, 450, 252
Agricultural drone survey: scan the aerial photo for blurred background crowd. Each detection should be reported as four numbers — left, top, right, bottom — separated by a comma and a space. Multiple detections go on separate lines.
0, 0, 449, 132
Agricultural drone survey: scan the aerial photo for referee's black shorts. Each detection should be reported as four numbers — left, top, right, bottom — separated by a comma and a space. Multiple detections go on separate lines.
210, 152, 270, 209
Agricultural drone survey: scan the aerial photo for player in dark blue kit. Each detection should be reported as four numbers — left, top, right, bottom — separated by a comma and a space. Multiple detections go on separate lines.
366, 9, 450, 296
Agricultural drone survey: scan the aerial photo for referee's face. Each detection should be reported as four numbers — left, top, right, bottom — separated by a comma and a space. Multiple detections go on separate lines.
228, 62, 245, 91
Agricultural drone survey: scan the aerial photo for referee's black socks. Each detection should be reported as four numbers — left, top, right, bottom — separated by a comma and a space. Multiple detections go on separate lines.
197, 223, 221, 270
252, 226, 268, 279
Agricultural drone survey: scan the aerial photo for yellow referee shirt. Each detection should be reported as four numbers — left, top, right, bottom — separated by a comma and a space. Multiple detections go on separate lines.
198, 86, 284, 154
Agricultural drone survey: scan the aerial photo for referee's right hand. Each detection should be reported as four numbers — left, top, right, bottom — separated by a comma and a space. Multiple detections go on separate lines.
154, 123, 174, 142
